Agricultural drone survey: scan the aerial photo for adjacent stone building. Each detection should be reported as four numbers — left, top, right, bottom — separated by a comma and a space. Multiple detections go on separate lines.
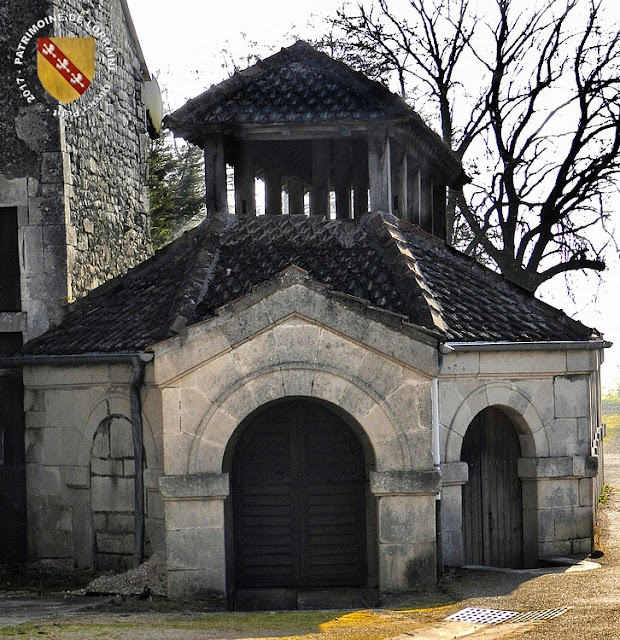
0, 0, 153, 562
5, 41, 608, 609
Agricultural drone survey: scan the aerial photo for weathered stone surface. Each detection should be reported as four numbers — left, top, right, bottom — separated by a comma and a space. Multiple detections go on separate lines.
440, 462, 468, 485
164, 498, 224, 530
159, 473, 230, 499
378, 495, 435, 544
371, 470, 441, 495
64, 465, 90, 488
378, 542, 436, 590
518, 456, 574, 478
167, 569, 226, 600
109, 417, 134, 459
33, 529, 72, 560
165, 528, 226, 572
480, 350, 567, 375
96, 532, 133, 555
553, 506, 593, 540
532, 478, 579, 510
554, 375, 589, 419
91, 476, 134, 512
40, 506, 72, 532
566, 350, 598, 373
26, 464, 61, 497
440, 351, 480, 376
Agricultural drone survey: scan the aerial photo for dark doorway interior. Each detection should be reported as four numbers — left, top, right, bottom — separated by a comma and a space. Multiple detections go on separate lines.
231, 400, 368, 607
0, 371, 27, 564
462, 406, 523, 569
0, 207, 21, 312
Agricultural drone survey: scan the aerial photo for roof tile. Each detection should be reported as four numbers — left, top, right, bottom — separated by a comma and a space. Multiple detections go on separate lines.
21, 213, 596, 357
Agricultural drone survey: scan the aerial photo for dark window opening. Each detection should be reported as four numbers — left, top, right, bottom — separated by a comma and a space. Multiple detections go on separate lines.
0, 207, 21, 311
0, 332, 23, 356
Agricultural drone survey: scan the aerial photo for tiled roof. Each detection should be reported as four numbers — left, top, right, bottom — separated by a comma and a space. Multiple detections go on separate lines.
164, 41, 466, 186
166, 41, 410, 129
21, 212, 596, 357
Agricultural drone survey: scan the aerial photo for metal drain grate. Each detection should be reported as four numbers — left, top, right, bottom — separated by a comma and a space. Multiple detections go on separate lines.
445, 607, 518, 624
445, 606, 569, 625
509, 607, 569, 622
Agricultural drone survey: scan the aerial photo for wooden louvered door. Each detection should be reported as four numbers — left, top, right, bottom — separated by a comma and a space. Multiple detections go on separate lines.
232, 401, 366, 589
462, 407, 523, 569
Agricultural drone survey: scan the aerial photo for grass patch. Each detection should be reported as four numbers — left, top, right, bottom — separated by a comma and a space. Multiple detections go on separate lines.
604, 413, 620, 441
0, 608, 449, 640
598, 483, 613, 505
0, 611, 334, 638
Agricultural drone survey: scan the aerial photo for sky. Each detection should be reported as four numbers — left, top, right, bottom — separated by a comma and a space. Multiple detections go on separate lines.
125, 0, 620, 392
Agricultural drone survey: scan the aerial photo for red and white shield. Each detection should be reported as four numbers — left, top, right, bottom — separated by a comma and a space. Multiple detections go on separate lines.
37, 37, 95, 104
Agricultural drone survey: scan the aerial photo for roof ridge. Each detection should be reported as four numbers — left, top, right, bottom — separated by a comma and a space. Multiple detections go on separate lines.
395, 218, 598, 341
362, 211, 446, 334
166, 213, 236, 333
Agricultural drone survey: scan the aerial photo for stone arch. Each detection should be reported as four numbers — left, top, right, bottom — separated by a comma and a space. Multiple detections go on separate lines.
188, 365, 412, 475
81, 392, 161, 569
444, 381, 549, 464
82, 393, 160, 474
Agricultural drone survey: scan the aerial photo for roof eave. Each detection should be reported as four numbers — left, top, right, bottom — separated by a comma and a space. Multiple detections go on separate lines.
440, 340, 611, 353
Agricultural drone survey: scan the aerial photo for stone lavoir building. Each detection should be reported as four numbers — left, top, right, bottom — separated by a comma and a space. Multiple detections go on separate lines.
5, 41, 608, 609
0, 0, 153, 562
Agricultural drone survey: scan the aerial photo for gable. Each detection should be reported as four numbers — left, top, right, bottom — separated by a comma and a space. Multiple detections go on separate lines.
150, 269, 439, 386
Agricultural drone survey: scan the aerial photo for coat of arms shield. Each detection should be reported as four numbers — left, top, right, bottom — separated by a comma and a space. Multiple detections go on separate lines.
37, 37, 95, 104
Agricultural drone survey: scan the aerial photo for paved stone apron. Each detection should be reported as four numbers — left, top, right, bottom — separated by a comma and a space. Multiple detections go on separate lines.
0, 595, 110, 628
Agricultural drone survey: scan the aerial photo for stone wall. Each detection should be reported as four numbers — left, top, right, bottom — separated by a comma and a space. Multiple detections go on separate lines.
52, 0, 151, 296
23, 363, 164, 569
1, 1, 66, 338
0, 0, 151, 340
150, 271, 441, 600
19, 268, 605, 597
438, 347, 602, 565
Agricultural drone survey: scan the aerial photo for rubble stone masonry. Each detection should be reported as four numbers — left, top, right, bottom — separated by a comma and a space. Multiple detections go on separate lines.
1, 0, 151, 340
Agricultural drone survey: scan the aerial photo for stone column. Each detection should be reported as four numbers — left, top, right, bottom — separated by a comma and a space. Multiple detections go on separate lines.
334, 140, 351, 220
287, 179, 305, 215
518, 456, 598, 564
159, 473, 229, 601
439, 462, 468, 567
234, 144, 255, 217
352, 138, 369, 219
265, 169, 282, 215
370, 470, 440, 591
406, 159, 421, 226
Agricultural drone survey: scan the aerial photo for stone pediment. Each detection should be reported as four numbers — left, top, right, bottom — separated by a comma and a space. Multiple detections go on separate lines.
150, 264, 439, 386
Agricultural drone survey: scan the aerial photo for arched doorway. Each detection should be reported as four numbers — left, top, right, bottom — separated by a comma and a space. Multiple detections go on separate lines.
461, 407, 523, 568
231, 400, 368, 596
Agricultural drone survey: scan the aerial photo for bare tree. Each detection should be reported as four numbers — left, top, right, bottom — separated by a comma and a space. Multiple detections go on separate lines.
321, 0, 620, 291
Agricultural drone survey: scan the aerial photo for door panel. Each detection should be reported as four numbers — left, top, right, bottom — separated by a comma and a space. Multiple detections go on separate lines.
462, 407, 523, 569
233, 401, 366, 588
